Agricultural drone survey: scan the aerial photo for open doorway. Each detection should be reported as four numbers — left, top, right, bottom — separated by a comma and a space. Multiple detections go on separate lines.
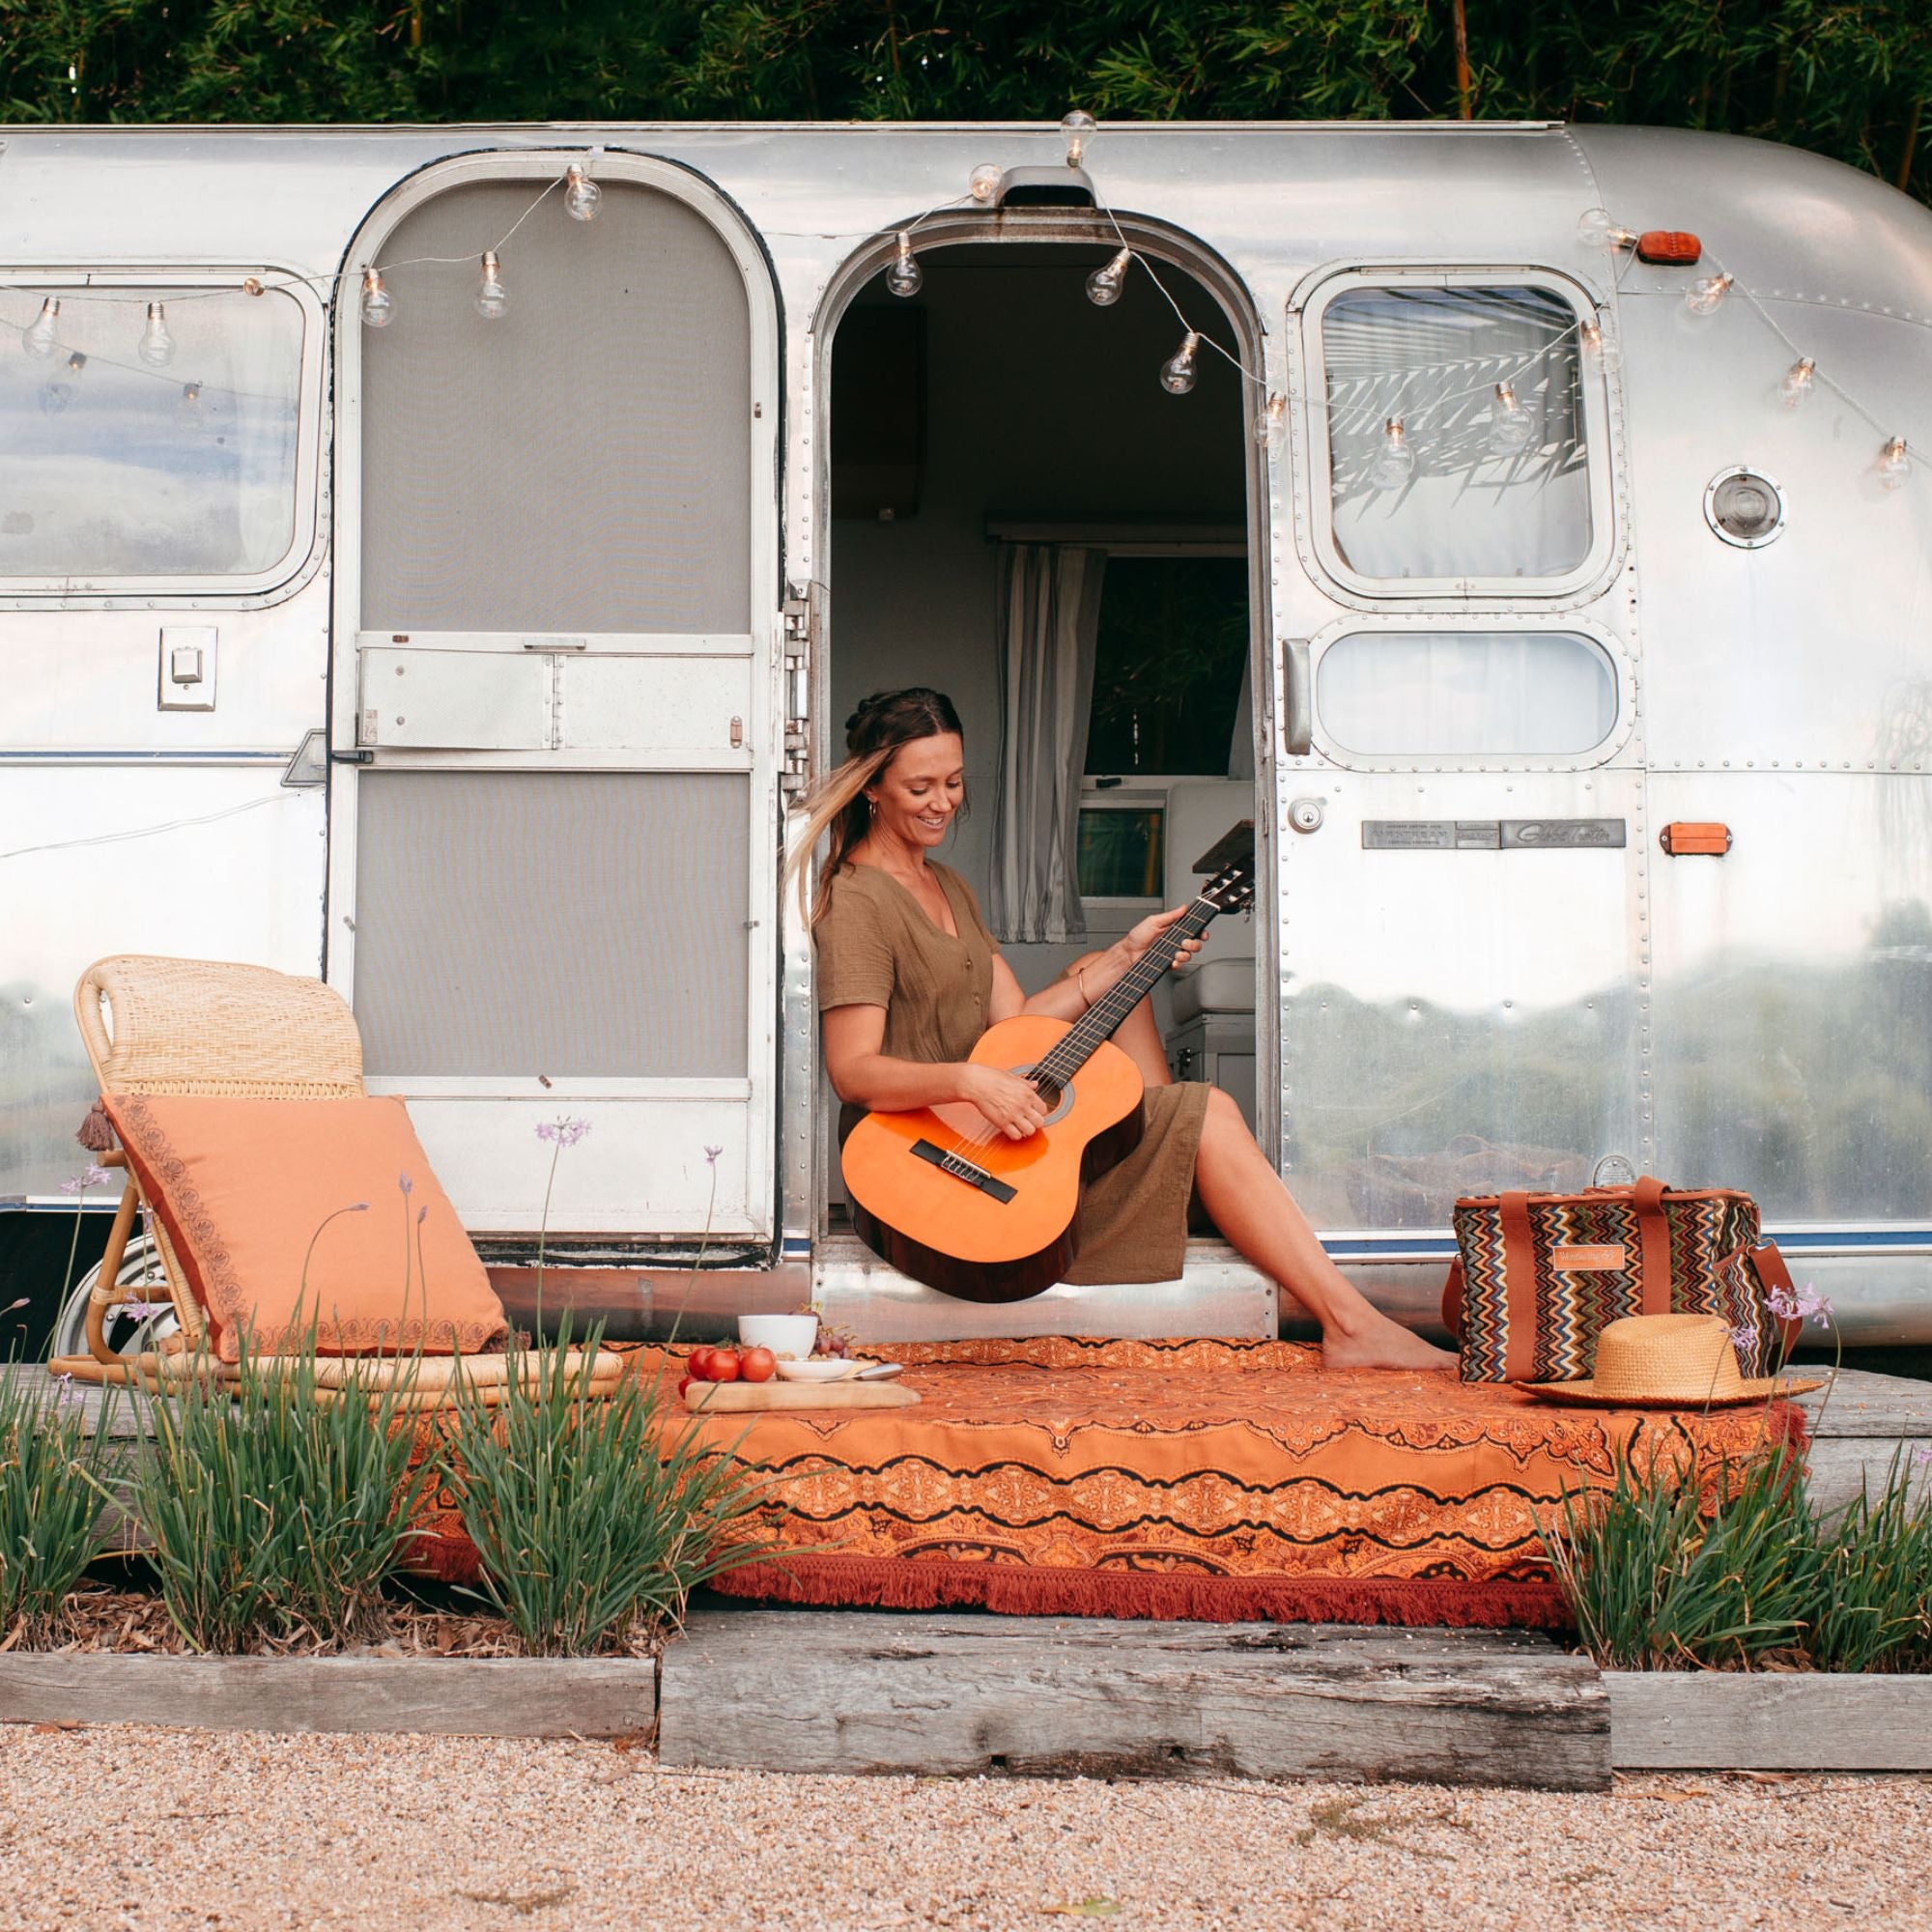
822, 240, 1261, 1234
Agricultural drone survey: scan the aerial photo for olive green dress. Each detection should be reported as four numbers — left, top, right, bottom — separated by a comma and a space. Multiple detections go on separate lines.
814, 860, 1209, 1289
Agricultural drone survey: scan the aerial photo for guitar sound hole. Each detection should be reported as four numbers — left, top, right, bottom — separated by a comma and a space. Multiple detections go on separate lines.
1012, 1067, 1073, 1126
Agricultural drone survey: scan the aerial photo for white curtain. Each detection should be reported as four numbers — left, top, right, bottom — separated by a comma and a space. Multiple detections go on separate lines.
989, 544, 1106, 944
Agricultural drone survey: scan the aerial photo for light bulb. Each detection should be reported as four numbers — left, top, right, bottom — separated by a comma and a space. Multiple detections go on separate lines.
475, 250, 509, 321
1159, 330, 1201, 395
1686, 271, 1734, 316
64, 351, 86, 377
1061, 109, 1096, 169
1487, 381, 1535, 455
138, 301, 176, 368
40, 382, 74, 416
242, 277, 265, 297
1253, 392, 1288, 452
1368, 414, 1415, 491
360, 267, 394, 328
564, 161, 602, 222
1579, 318, 1623, 374
1779, 357, 1816, 410
968, 162, 1004, 204
1577, 208, 1636, 252
1085, 246, 1131, 307
178, 381, 204, 424
885, 232, 923, 298
22, 298, 59, 357
1878, 436, 1912, 490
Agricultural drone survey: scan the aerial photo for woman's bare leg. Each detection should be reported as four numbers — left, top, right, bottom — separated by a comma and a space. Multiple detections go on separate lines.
1192, 1089, 1455, 1372
1064, 951, 1172, 1088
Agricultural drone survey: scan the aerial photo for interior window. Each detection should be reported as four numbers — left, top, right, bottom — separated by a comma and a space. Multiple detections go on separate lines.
1321, 284, 1590, 583
1076, 802, 1165, 900
1084, 556, 1247, 775
0, 284, 303, 579
1318, 630, 1616, 755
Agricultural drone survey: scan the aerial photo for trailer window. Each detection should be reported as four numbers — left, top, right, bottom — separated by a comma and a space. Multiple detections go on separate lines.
0, 285, 302, 580
1321, 285, 1590, 583
1318, 631, 1615, 756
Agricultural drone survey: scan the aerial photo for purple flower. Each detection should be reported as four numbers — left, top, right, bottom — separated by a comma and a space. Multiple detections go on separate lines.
1768, 1282, 1833, 1330
704, 1145, 724, 1167
1913, 1444, 1932, 1469
52, 1374, 82, 1409
116, 1300, 172, 1321
60, 1165, 114, 1195
398, 1172, 414, 1197
1730, 1321, 1758, 1354
536, 1117, 591, 1150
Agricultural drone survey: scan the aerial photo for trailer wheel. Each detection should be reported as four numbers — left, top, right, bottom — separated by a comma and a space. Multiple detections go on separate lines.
49, 1234, 180, 1363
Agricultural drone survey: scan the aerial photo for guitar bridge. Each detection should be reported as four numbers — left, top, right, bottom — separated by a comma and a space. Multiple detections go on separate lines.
910, 1139, 1016, 1204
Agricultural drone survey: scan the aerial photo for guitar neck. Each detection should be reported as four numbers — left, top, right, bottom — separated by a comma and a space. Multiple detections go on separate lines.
1033, 896, 1225, 1091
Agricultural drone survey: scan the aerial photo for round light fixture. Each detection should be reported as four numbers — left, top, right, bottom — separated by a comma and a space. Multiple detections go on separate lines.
1704, 466, 1785, 549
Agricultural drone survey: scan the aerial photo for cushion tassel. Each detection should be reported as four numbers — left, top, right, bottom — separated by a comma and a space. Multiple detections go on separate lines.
75, 1101, 117, 1153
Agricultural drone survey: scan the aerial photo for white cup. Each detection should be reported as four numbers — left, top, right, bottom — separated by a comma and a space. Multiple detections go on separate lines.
736, 1313, 819, 1360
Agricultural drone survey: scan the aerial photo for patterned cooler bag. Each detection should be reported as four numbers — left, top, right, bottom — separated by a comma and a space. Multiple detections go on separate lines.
1443, 1175, 1800, 1384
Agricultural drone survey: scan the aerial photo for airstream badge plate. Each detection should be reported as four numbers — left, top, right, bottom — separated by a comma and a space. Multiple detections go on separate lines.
1363, 819, 1626, 850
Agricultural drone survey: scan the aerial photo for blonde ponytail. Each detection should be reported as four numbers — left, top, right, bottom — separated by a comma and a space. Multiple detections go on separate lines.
782, 746, 891, 924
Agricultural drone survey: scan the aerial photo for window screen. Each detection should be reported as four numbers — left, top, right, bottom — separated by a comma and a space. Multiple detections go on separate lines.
0, 285, 302, 579
1322, 285, 1590, 582
1318, 631, 1616, 756
360, 178, 752, 635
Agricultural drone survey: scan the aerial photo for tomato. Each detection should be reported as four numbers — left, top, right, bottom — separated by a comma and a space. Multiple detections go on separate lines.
676, 1375, 694, 1398
688, 1347, 716, 1380
708, 1349, 742, 1383
739, 1346, 778, 1383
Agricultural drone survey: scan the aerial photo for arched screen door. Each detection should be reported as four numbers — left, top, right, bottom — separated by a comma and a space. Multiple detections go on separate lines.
327, 154, 781, 1241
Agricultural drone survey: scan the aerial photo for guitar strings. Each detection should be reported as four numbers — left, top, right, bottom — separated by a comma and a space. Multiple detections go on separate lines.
930, 886, 1241, 1164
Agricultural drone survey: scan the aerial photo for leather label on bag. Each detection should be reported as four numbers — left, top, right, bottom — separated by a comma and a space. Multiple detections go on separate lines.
1548, 1243, 1628, 1270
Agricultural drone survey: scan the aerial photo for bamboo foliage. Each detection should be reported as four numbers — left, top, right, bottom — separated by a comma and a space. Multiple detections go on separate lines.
1, 3, 1928, 208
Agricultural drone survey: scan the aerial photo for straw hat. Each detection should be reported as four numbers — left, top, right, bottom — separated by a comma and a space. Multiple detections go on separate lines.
1521, 1313, 1824, 1407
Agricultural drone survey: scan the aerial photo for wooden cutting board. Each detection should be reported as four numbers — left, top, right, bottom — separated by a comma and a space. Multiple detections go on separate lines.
681, 1379, 920, 1414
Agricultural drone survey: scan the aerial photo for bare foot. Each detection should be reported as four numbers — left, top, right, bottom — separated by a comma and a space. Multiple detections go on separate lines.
1321, 1310, 1458, 1374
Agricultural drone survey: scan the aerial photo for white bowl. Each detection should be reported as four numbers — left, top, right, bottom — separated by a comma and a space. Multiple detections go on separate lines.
737, 1313, 819, 1360
775, 1357, 860, 1383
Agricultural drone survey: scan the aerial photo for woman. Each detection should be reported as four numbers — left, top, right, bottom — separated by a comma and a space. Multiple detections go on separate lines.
790, 687, 1452, 1372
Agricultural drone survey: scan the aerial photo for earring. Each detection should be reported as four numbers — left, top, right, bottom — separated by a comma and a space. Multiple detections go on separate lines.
867, 797, 877, 817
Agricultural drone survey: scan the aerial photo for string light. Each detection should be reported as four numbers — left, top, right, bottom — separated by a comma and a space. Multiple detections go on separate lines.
968, 163, 1004, 204
1686, 271, 1734, 316
1253, 391, 1287, 452
1085, 246, 1131, 308
564, 159, 602, 223
1061, 110, 1096, 170
359, 267, 394, 329
1878, 436, 1913, 490
1577, 209, 1637, 252
137, 302, 176, 368
22, 298, 58, 356
242, 277, 264, 298
886, 232, 923, 298
1369, 414, 1415, 491
1579, 317, 1622, 374
1159, 330, 1201, 395
475, 250, 509, 321
1778, 356, 1816, 410
1487, 380, 1535, 455
179, 381, 202, 410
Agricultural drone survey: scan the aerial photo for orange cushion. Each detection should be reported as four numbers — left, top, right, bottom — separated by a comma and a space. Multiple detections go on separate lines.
102, 1094, 507, 1363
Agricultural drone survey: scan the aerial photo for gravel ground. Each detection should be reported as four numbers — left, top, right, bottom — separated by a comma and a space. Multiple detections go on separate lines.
0, 1732, 1927, 1931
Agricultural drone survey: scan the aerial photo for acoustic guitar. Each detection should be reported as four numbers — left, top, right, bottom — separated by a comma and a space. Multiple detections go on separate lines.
840, 826, 1258, 1303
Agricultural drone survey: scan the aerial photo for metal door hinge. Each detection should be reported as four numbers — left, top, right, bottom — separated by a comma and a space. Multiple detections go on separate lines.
781, 581, 823, 798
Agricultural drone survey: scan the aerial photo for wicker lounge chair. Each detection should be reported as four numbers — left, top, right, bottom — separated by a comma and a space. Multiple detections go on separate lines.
56, 953, 621, 1405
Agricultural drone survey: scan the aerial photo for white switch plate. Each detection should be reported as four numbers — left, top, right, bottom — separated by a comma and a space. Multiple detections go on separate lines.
157, 625, 217, 711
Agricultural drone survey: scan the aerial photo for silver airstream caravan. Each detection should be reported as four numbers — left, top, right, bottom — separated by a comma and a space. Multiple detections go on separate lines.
5, 119, 1931, 1348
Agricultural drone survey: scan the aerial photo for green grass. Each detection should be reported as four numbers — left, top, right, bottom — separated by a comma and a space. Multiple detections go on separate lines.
1542, 1435, 1932, 1672
131, 1335, 437, 1653
439, 1325, 775, 1657
0, 1370, 119, 1646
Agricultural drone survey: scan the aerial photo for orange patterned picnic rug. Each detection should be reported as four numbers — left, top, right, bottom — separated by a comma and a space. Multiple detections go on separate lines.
407, 1336, 1804, 1628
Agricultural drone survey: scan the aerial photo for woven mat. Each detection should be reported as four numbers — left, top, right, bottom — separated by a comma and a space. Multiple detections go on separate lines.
402, 1336, 1805, 1627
